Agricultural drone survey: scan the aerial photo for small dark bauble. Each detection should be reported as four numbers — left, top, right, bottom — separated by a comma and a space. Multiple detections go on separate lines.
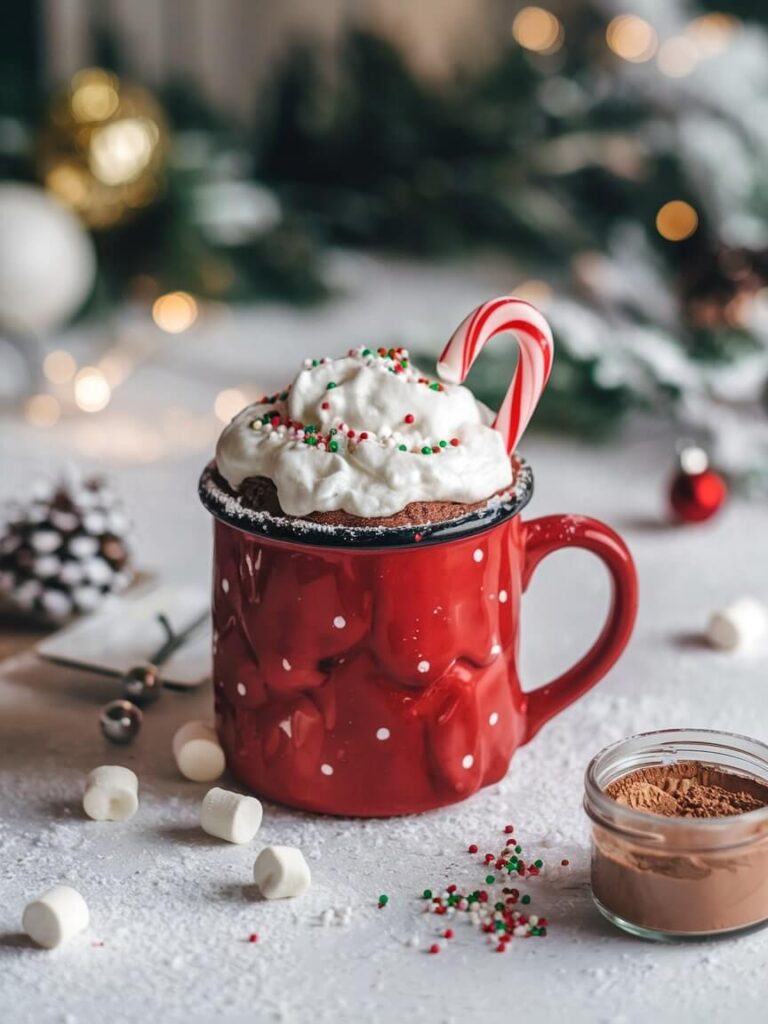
121, 663, 162, 704
99, 699, 143, 744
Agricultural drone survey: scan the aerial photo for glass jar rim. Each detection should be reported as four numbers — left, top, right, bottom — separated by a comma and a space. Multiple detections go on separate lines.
584, 727, 768, 849
198, 458, 533, 550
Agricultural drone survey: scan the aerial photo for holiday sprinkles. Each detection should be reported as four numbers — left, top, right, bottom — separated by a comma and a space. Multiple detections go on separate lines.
416, 826, 556, 954
214, 339, 515, 519
247, 348, 462, 457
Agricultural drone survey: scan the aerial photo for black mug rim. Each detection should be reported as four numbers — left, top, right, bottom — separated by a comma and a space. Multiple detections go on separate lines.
198, 459, 533, 550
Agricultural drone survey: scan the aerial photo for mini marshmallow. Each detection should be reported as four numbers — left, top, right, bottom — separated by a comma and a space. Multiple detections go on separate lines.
201, 787, 262, 844
707, 597, 768, 651
83, 765, 139, 821
253, 845, 311, 899
22, 885, 89, 948
173, 721, 225, 782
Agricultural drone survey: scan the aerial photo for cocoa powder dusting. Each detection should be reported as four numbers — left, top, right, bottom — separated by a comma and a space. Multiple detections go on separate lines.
605, 762, 768, 818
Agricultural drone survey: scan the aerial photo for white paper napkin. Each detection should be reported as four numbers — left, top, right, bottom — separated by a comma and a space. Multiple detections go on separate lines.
37, 583, 212, 688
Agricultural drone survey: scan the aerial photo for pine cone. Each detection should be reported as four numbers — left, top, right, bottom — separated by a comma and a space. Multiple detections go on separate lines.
0, 470, 133, 624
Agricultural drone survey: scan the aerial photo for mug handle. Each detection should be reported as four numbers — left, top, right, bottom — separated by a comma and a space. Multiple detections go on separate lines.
520, 514, 638, 744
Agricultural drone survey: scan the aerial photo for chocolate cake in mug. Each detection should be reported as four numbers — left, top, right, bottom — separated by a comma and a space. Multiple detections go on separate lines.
200, 297, 638, 815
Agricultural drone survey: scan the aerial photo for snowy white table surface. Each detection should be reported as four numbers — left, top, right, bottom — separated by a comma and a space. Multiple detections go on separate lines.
1, 256, 768, 1024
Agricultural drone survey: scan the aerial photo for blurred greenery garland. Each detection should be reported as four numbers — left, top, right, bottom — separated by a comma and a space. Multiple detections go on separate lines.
3, 4, 768, 459
256, 18, 768, 449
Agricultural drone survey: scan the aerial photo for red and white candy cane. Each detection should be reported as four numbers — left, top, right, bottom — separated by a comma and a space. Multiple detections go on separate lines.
437, 297, 554, 455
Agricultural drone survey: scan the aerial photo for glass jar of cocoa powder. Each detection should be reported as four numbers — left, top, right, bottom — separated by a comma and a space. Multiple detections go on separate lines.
584, 729, 768, 940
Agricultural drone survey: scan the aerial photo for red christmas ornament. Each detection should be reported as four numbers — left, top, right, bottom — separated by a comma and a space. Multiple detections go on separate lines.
669, 446, 727, 523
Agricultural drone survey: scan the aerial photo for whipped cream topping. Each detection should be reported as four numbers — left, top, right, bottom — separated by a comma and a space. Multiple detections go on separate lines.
215, 347, 513, 519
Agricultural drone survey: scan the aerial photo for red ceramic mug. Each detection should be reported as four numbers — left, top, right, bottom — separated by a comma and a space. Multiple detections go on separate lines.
199, 458, 637, 816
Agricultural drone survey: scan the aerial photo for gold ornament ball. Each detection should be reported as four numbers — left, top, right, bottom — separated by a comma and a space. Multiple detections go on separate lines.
38, 67, 168, 230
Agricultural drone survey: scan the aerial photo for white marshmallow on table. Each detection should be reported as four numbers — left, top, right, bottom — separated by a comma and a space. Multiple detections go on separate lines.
707, 597, 768, 651
173, 721, 226, 782
22, 885, 89, 949
253, 845, 311, 899
201, 787, 262, 844
83, 765, 139, 821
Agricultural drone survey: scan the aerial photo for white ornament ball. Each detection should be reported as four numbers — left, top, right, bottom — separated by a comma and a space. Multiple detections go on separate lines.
0, 184, 96, 333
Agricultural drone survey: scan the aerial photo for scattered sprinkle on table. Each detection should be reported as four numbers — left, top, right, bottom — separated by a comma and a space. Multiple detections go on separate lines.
418, 828, 551, 953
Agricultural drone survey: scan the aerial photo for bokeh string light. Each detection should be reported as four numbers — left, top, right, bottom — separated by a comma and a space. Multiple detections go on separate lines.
687, 13, 738, 57
26, 299, 203, 431
656, 200, 699, 242
89, 118, 160, 187
605, 11, 740, 77
69, 68, 119, 122
74, 367, 111, 413
656, 13, 739, 77
511, 7, 564, 55
152, 292, 199, 334
214, 388, 248, 424
606, 15, 658, 63
657, 36, 699, 78
42, 349, 77, 385
24, 394, 61, 428
98, 347, 135, 388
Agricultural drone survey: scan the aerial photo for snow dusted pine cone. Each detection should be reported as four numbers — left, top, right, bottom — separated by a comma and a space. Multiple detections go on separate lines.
0, 470, 133, 623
